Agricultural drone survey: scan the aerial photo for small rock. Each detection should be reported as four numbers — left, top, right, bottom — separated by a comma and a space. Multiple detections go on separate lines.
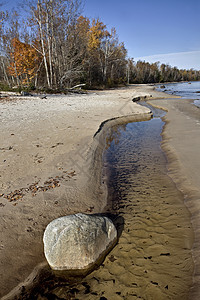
21, 91, 31, 96
39, 95, 47, 99
43, 213, 117, 272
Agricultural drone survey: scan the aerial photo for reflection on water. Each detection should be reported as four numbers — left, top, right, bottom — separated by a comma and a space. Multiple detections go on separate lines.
25, 118, 193, 299
138, 101, 166, 118
105, 124, 127, 150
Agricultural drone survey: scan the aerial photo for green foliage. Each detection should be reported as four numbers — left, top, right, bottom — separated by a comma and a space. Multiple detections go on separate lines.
0, 83, 11, 91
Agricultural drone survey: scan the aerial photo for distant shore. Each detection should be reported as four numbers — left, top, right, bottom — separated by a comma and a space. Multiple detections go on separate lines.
1, 84, 199, 298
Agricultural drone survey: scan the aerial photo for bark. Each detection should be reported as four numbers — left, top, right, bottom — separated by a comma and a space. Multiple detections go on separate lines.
1, 57, 11, 86
127, 63, 130, 84
50, 0, 57, 86
34, 60, 43, 87
45, 2, 53, 87
37, 0, 51, 88
14, 60, 20, 86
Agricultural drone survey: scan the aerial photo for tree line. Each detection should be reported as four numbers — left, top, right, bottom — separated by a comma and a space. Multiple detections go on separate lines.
127, 59, 200, 84
0, 0, 199, 91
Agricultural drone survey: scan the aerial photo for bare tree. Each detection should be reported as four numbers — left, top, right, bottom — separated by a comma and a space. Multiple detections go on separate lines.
25, 0, 82, 89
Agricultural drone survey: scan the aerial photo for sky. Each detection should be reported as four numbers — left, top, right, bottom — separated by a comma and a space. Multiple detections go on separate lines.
2, 0, 200, 70
83, 0, 200, 70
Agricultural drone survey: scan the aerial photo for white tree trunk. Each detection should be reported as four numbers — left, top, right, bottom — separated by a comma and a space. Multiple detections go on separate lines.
37, 0, 51, 88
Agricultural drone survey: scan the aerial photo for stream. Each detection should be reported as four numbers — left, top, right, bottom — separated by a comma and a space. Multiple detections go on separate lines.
22, 102, 194, 299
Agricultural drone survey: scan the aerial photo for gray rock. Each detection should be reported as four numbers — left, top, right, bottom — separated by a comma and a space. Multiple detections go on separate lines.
43, 213, 117, 272
39, 95, 47, 99
21, 91, 31, 96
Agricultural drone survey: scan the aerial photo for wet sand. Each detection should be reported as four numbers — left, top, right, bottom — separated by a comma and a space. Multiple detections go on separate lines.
13, 107, 194, 299
148, 98, 200, 299
0, 86, 153, 298
54, 118, 193, 299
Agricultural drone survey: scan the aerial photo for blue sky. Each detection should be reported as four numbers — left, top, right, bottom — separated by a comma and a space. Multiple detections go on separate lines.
2, 0, 200, 70
83, 0, 200, 70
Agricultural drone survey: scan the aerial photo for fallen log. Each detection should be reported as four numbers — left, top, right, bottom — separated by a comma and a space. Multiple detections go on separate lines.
68, 83, 86, 90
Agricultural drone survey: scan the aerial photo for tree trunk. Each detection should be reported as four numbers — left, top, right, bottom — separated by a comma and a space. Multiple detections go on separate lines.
45, 2, 53, 87
14, 60, 20, 86
127, 63, 130, 84
1, 58, 11, 87
38, 0, 51, 88
34, 60, 43, 87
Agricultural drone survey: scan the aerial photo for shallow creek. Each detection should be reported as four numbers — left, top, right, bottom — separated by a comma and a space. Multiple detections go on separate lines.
25, 105, 193, 299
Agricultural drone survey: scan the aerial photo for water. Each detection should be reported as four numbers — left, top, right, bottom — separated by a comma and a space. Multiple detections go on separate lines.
100, 118, 193, 299
57, 117, 192, 299
19, 103, 194, 298
194, 99, 200, 108
25, 116, 193, 299
157, 81, 200, 107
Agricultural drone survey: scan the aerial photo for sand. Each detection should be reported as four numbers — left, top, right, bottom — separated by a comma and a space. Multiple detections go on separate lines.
0, 86, 153, 298
0, 85, 199, 299
148, 97, 200, 299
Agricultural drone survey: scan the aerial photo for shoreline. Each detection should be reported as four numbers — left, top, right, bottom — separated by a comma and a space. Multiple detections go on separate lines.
2, 112, 153, 300
0, 84, 198, 298
0, 85, 154, 298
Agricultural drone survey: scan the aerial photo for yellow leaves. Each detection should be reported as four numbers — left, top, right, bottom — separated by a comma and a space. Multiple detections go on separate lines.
88, 18, 108, 51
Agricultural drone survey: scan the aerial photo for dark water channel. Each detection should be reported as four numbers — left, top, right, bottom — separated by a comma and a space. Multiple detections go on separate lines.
25, 104, 193, 299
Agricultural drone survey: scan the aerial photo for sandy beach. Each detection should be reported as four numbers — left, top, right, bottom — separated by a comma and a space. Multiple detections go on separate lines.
0, 85, 199, 298
0, 86, 153, 298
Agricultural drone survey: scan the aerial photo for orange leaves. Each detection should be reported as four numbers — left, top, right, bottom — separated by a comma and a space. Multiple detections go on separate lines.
8, 38, 41, 85
76, 16, 90, 38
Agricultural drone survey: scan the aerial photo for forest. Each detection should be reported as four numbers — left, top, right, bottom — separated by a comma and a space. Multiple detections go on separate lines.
0, 0, 200, 92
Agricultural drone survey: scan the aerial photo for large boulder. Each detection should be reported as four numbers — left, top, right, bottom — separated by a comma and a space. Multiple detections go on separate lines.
43, 213, 117, 273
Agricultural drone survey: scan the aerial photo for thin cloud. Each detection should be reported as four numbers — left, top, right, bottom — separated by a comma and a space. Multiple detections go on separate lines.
134, 51, 200, 70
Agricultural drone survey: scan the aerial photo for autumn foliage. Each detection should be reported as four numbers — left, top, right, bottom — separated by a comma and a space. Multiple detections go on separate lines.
8, 38, 41, 85
0, 0, 200, 90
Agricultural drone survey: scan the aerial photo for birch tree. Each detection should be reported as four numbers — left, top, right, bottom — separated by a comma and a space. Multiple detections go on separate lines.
27, 0, 82, 89
86, 19, 127, 87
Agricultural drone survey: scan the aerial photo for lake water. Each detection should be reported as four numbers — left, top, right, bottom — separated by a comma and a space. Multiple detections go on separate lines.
157, 81, 200, 107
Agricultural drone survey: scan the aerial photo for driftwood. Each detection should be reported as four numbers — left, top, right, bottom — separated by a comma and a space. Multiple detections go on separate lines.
68, 84, 86, 90
65, 84, 87, 94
